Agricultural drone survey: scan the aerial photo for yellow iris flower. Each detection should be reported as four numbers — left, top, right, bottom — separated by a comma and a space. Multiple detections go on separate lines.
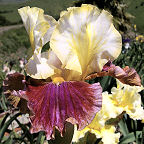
72, 80, 144, 144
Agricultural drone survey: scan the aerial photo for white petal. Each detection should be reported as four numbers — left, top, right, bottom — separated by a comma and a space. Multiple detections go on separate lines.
89, 24, 122, 73
41, 50, 62, 69
18, 7, 56, 52
33, 15, 57, 53
25, 53, 55, 79
18, 7, 57, 79
50, 4, 121, 77
101, 126, 120, 144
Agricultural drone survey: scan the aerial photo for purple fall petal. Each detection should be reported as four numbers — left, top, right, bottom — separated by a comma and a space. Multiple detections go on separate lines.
26, 81, 102, 140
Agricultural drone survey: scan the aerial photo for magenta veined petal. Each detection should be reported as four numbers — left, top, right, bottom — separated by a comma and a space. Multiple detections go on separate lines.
26, 81, 102, 140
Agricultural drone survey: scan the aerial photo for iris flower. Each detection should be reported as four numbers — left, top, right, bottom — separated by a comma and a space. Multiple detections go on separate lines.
72, 80, 144, 144
3, 4, 141, 141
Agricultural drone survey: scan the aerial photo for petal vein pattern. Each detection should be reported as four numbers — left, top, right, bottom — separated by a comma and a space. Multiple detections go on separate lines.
50, 4, 122, 77
26, 81, 102, 140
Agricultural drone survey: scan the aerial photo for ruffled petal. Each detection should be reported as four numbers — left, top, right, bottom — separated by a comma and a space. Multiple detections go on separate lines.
25, 52, 60, 79
73, 119, 120, 144
72, 90, 123, 144
111, 80, 144, 120
100, 92, 123, 119
3, 72, 24, 107
18, 6, 56, 52
85, 62, 141, 86
88, 92, 123, 131
18, 7, 58, 79
3, 73, 29, 113
50, 4, 121, 77
72, 125, 120, 144
72, 125, 89, 143
99, 126, 120, 144
26, 81, 102, 139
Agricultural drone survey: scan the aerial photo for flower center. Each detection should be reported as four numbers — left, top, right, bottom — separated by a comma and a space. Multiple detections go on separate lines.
52, 76, 65, 85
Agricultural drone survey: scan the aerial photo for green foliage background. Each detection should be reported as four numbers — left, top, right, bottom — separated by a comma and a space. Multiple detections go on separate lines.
0, 0, 75, 25
0, 0, 144, 33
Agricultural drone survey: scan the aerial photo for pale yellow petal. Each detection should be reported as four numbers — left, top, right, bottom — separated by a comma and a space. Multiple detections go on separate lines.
126, 106, 144, 120
72, 90, 121, 144
87, 126, 120, 144
87, 121, 120, 144
88, 24, 122, 73
72, 123, 120, 144
41, 50, 62, 69
33, 15, 56, 53
18, 6, 37, 34
50, 4, 121, 77
18, 6, 56, 53
50, 4, 100, 74
60, 7, 78, 17
25, 53, 55, 79
18, 7, 58, 79
72, 125, 89, 143
111, 80, 144, 120
60, 10, 67, 17
101, 92, 123, 119
18, 7, 44, 51
100, 126, 120, 144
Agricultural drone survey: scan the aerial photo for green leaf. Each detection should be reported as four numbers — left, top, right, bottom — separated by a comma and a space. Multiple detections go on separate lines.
100, 76, 109, 90
0, 113, 9, 129
141, 127, 144, 144
2, 135, 13, 144
36, 131, 45, 144
119, 131, 142, 144
0, 93, 8, 111
118, 119, 129, 136
0, 113, 21, 142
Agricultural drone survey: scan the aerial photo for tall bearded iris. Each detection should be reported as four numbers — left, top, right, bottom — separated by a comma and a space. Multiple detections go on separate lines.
5, 4, 138, 140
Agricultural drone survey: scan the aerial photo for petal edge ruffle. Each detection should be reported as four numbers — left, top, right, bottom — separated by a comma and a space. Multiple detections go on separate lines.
85, 62, 141, 86
50, 4, 121, 77
26, 81, 102, 139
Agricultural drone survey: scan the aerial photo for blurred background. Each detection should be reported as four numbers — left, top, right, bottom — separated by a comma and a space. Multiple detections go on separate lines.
0, 0, 144, 143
